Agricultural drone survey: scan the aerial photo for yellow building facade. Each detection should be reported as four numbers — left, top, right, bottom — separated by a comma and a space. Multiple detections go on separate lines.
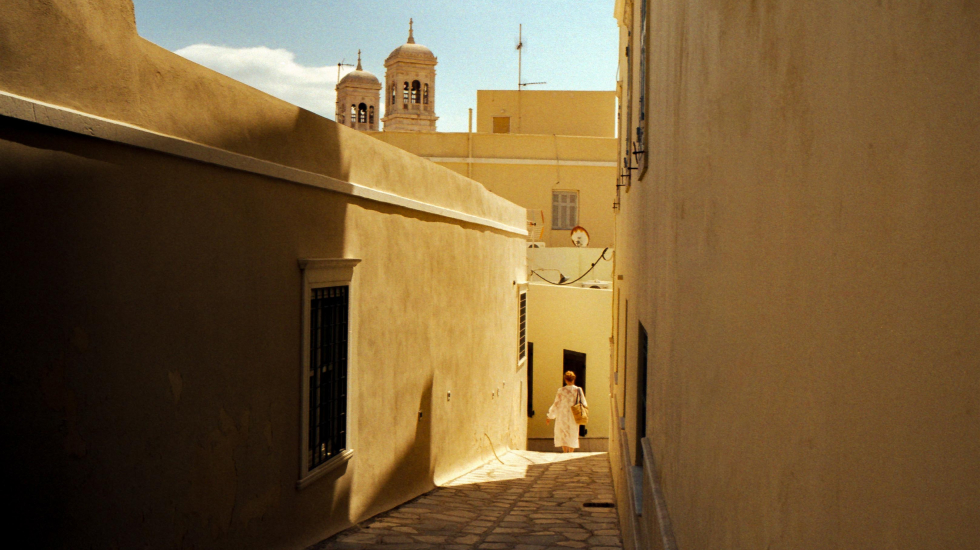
371, 90, 618, 248
476, 90, 616, 138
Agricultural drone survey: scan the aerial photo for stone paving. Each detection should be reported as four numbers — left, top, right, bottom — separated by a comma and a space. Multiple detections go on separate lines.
308, 451, 622, 550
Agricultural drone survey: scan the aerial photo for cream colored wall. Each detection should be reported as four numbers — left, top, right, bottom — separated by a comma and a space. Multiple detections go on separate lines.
611, 1, 980, 549
371, 131, 618, 248
476, 90, 616, 138
0, 1, 528, 548
526, 283, 612, 442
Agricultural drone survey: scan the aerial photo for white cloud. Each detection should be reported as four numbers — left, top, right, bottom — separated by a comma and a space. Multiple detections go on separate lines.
174, 44, 350, 119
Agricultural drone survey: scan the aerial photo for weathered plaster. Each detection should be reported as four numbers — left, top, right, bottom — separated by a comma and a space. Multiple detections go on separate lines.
0, 2, 529, 549
611, 0, 980, 548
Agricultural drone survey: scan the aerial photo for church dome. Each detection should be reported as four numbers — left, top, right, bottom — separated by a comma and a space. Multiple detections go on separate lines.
338, 51, 381, 88
385, 20, 437, 65
339, 69, 380, 87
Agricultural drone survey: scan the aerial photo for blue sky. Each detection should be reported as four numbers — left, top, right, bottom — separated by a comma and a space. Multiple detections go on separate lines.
132, 0, 619, 132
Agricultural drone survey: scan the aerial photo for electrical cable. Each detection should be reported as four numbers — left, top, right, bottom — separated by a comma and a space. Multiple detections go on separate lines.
530, 247, 611, 286
484, 433, 507, 465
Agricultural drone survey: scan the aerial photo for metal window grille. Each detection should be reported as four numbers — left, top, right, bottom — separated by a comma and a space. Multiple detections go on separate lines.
308, 285, 349, 470
552, 191, 579, 230
519, 292, 527, 361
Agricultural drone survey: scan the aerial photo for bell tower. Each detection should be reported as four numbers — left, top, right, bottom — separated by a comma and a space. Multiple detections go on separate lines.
382, 19, 438, 132
335, 50, 382, 131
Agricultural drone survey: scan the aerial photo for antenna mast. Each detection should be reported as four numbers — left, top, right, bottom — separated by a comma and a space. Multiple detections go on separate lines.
336, 59, 355, 83
517, 24, 523, 90
516, 25, 546, 89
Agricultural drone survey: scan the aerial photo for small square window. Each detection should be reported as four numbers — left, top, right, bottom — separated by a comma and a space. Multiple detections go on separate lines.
493, 116, 511, 134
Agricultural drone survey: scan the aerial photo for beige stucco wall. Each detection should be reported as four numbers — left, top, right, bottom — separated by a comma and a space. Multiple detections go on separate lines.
526, 283, 612, 443
476, 90, 616, 138
0, 1, 528, 548
611, 1, 980, 549
371, 131, 618, 248
0, 1, 520, 227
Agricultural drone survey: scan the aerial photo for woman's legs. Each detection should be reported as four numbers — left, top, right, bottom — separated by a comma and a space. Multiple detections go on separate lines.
562, 446, 572, 453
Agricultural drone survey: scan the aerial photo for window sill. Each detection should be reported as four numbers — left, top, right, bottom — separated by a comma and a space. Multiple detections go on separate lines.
296, 448, 354, 490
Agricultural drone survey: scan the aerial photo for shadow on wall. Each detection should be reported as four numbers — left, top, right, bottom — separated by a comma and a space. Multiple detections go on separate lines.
0, 102, 358, 549
356, 375, 436, 521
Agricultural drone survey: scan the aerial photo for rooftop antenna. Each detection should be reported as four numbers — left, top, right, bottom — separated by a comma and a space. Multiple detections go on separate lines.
516, 25, 546, 89
516, 24, 523, 90
336, 56, 355, 83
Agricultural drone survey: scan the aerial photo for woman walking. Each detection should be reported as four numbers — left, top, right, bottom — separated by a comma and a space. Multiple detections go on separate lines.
546, 371, 588, 453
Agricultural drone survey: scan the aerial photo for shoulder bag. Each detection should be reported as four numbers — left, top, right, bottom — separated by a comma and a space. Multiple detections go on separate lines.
571, 387, 589, 425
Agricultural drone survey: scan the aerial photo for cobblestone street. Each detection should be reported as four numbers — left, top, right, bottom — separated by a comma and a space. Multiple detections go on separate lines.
308, 451, 622, 550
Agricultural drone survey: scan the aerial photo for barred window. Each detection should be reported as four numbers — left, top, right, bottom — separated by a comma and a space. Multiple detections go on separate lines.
297, 258, 359, 490
518, 290, 527, 363
308, 285, 349, 470
552, 190, 579, 230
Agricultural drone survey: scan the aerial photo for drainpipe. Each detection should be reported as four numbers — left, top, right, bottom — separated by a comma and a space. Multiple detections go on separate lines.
467, 108, 473, 179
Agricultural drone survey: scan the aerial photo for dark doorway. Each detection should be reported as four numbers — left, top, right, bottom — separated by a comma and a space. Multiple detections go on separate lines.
563, 349, 587, 437
636, 323, 648, 464
527, 342, 535, 418
622, 299, 629, 421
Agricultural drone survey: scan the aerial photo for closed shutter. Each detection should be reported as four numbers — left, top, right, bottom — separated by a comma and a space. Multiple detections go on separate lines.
552, 191, 579, 230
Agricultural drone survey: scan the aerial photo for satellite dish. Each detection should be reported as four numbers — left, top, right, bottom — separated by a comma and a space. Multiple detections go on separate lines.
570, 226, 590, 247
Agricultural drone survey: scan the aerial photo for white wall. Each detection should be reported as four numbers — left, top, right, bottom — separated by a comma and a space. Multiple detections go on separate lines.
527, 247, 614, 285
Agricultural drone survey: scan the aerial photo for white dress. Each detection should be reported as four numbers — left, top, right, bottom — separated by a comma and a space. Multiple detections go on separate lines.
547, 384, 587, 448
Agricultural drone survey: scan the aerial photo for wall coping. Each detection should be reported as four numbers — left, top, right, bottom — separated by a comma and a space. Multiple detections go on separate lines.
0, 91, 527, 236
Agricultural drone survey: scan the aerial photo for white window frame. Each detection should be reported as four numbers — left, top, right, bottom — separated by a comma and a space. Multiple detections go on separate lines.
518, 284, 528, 366
296, 258, 361, 490
552, 190, 579, 230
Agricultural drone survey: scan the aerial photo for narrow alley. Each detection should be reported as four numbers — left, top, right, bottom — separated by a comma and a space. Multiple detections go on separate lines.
308, 452, 623, 550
